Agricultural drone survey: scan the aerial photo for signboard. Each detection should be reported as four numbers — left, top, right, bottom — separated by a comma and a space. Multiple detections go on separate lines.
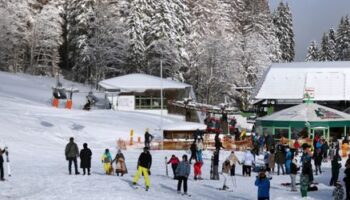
117, 95, 135, 111
303, 87, 315, 100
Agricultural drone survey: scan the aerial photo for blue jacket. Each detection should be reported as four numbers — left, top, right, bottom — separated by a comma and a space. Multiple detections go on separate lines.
255, 177, 270, 198
286, 151, 292, 161
176, 161, 191, 177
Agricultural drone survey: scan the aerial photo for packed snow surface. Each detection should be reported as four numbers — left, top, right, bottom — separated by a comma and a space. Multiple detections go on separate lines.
0, 72, 341, 199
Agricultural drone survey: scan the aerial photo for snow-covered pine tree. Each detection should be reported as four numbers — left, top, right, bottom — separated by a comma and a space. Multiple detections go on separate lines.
336, 16, 350, 61
306, 40, 319, 62
273, 2, 294, 62
328, 28, 337, 61
319, 33, 331, 61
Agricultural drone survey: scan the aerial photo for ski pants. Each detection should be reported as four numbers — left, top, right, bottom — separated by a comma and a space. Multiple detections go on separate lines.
330, 172, 339, 186
300, 175, 309, 197
290, 174, 297, 191
82, 168, 90, 175
177, 176, 188, 193
68, 157, 78, 174
172, 164, 178, 178
277, 163, 285, 175
133, 166, 150, 187
0, 162, 3, 180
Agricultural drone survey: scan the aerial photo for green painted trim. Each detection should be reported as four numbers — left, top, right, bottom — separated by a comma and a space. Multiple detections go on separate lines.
256, 120, 350, 128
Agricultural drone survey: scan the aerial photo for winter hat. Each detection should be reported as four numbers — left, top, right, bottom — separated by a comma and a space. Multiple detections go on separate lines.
83, 143, 88, 148
182, 154, 188, 161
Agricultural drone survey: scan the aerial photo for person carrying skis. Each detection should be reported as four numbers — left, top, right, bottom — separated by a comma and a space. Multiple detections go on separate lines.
290, 158, 300, 192
255, 170, 270, 200
242, 149, 255, 177
330, 153, 342, 186
144, 128, 154, 149
65, 137, 80, 175
300, 143, 313, 198
112, 149, 128, 176
189, 141, 197, 164
176, 155, 191, 195
133, 147, 152, 191
0, 147, 7, 181
79, 143, 92, 175
167, 155, 180, 179
101, 149, 113, 175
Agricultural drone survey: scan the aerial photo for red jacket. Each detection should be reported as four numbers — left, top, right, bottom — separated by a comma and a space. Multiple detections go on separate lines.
294, 141, 301, 149
168, 157, 180, 165
194, 161, 202, 175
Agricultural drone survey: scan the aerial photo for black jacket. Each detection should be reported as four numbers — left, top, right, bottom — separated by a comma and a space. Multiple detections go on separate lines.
138, 152, 152, 169
190, 143, 197, 153
80, 148, 92, 168
145, 132, 153, 143
290, 162, 300, 175
0, 149, 5, 163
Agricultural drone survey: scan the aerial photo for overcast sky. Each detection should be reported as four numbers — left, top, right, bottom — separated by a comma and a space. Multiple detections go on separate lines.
269, 0, 350, 61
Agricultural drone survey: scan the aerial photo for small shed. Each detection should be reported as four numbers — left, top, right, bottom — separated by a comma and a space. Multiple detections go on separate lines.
255, 102, 350, 141
162, 122, 207, 150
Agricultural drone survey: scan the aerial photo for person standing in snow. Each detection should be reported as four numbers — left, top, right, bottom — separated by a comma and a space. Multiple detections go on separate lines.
322, 139, 329, 162
242, 149, 255, 177
196, 139, 204, 162
290, 158, 300, 192
212, 150, 220, 180
275, 144, 285, 175
268, 149, 275, 175
101, 149, 113, 175
167, 155, 180, 179
226, 151, 240, 176
79, 143, 92, 175
65, 137, 80, 175
330, 153, 342, 186
285, 148, 292, 174
255, 171, 270, 200
133, 147, 152, 191
189, 142, 197, 164
0, 147, 7, 181
194, 160, 203, 180
112, 149, 127, 176
176, 155, 191, 195
314, 148, 323, 175
144, 128, 154, 149
221, 159, 235, 190
300, 143, 313, 198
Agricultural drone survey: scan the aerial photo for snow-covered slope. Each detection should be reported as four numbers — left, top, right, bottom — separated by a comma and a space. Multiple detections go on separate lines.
0, 72, 338, 199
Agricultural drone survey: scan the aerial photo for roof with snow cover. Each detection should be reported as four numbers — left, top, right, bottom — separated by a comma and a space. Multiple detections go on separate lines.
254, 61, 350, 101
98, 73, 191, 92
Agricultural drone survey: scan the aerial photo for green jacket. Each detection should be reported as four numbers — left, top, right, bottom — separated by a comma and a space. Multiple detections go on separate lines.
65, 142, 79, 158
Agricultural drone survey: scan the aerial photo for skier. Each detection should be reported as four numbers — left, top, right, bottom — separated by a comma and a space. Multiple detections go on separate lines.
343, 167, 350, 200
275, 144, 285, 175
242, 149, 255, 177
133, 147, 152, 191
112, 149, 127, 176
144, 128, 154, 149
176, 155, 191, 195
285, 148, 292, 174
79, 143, 92, 175
226, 151, 240, 176
255, 170, 270, 200
101, 149, 113, 175
290, 158, 300, 192
314, 148, 323, 175
167, 155, 180, 179
330, 153, 342, 186
189, 141, 197, 164
65, 137, 80, 175
300, 143, 313, 198
212, 150, 220, 180
0, 147, 6, 181
194, 160, 202, 180
333, 181, 345, 200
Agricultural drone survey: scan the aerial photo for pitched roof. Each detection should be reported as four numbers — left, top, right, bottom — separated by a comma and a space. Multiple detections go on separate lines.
98, 73, 191, 92
254, 61, 350, 101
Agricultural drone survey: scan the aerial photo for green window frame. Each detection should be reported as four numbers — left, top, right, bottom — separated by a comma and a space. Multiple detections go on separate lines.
135, 96, 167, 110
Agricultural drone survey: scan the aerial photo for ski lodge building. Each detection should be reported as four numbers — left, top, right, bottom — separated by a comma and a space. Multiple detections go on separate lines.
254, 61, 350, 114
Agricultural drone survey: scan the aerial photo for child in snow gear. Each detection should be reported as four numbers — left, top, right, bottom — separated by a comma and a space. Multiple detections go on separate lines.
333, 181, 345, 200
242, 149, 255, 177
65, 137, 80, 175
0, 147, 6, 181
290, 159, 300, 192
80, 143, 92, 175
101, 149, 113, 175
168, 155, 180, 179
194, 161, 202, 180
314, 148, 323, 175
133, 147, 152, 191
144, 129, 154, 149
189, 142, 197, 164
176, 155, 191, 195
330, 153, 342, 186
112, 149, 128, 176
344, 168, 350, 200
255, 171, 270, 200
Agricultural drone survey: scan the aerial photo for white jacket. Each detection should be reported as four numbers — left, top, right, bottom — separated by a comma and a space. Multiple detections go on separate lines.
243, 152, 255, 166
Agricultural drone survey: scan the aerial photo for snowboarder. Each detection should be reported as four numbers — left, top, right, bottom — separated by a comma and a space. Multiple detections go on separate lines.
255, 170, 270, 200
242, 149, 255, 177
314, 148, 323, 175
226, 151, 240, 176
79, 143, 92, 175
343, 167, 350, 200
330, 153, 342, 186
112, 149, 128, 176
194, 160, 202, 180
285, 148, 292, 174
275, 145, 285, 175
65, 137, 80, 175
0, 147, 6, 181
144, 128, 154, 149
290, 158, 300, 192
176, 155, 191, 195
167, 155, 180, 179
333, 181, 345, 200
133, 147, 152, 191
189, 142, 197, 164
300, 143, 313, 198
101, 149, 113, 175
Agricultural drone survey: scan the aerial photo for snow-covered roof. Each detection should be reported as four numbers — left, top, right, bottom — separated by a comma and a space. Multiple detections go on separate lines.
162, 122, 207, 131
257, 103, 350, 122
254, 61, 350, 101
98, 73, 191, 92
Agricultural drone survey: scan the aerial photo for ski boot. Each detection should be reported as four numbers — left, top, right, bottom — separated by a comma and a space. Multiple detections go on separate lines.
222, 185, 229, 190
